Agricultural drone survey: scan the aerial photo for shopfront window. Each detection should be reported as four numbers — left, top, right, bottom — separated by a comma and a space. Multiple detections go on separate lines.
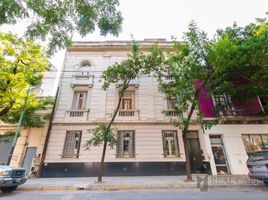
242, 134, 268, 154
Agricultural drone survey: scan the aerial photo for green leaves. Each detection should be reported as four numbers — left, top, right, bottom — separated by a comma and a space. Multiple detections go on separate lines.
1, 96, 54, 127
155, 22, 212, 129
102, 43, 164, 90
209, 17, 268, 98
0, 0, 123, 56
0, 32, 49, 123
84, 124, 117, 150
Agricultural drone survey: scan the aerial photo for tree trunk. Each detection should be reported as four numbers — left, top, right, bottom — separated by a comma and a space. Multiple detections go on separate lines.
0, 105, 12, 118
183, 102, 197, 182
98, 140, 108, 182
182, 130, 192, 181
97, 84, 129, 182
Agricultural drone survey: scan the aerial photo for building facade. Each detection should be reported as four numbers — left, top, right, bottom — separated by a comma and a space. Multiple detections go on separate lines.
41, 40, 212, 177
198, 83, 268, 175
41, 39, 268, 177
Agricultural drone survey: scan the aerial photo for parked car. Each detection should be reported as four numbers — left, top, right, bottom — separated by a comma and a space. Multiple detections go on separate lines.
247, 150, 268, 186
0, 165, 27, 193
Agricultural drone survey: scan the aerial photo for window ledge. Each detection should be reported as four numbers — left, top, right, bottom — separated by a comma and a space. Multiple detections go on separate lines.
59, 154, 80, 158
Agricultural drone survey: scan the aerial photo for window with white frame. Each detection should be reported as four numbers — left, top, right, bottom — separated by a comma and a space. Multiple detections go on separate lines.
62, 131, 82, 158
162, 130, 179, 157
116, 131, 135, 158
120, 91, 134, 110
72, 91, 88, 110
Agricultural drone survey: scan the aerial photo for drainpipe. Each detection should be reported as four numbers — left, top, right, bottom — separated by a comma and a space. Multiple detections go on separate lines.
38, 87, 59, 177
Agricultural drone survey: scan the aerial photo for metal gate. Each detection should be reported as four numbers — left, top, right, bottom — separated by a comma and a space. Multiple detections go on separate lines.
22, 147, 37, 175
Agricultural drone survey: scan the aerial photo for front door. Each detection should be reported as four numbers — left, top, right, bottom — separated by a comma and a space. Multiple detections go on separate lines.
22, 147, 37, 175
187, 131, 204, 173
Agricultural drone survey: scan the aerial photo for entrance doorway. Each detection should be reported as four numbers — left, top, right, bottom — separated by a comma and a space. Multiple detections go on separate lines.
187, 131, 204, 173
22, 147, 37, 175
210, 135, 230, 174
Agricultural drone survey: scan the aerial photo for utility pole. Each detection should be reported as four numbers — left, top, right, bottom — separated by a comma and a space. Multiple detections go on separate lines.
6, 88, 30, 165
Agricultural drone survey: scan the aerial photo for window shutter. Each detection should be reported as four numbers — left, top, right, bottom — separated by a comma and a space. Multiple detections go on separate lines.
162, 132, 167, 157
63, 132, 75, 158
129, 131, 135, 158
62, 131, 81, 158
174, 132, 180, 157
116, 132, 123, 158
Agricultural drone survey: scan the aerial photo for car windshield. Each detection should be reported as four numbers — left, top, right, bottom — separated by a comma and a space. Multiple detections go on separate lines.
248, 151, 268, 162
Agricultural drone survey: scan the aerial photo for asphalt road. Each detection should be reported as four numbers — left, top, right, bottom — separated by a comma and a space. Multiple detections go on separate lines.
0, 187, 267, 200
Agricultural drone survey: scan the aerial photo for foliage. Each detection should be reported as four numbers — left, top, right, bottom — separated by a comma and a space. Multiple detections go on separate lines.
0, 32, 49, 121
102, 43, 165, 90
0, 0, 123, 55
0, 130, 17, 139
85, 124, 117, 150
208, 17, 268, 99
1, 96, 54, 127
155, 21, 212, 130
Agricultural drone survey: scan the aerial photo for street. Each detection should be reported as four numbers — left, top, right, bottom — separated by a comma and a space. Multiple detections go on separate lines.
0, 187, 267, 200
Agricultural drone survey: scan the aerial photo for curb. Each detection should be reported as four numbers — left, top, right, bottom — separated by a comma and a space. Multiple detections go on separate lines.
17, 184, 264, 191
18, 186, 76, 191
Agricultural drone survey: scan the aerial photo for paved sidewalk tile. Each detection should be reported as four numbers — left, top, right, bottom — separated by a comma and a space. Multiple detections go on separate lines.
18, 175, 264, 191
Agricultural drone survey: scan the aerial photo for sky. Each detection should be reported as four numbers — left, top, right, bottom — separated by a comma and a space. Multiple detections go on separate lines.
1, 0, 268, 69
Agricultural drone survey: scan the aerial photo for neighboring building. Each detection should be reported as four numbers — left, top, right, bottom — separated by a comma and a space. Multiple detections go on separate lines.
41, 40, 212, 177
198, 82, 268, 175
0, 67, 57, 177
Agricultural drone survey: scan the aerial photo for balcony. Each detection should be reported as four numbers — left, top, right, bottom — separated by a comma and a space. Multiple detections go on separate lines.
65, 109, 90, 121
70, 74, 94, 88
116, 109, 140, 121
216, 107, 268, 124
115, 77, 139, 88
163, 110, 177, 117
217, 108, 243, 117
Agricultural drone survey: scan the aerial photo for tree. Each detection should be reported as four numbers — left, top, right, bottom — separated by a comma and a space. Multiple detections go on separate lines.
1, 96, 54, 127
84, 43, 164, 182
0, 32, 49, 121
208, 17, 268, 101
0, 0, 123, 55
154, 22, 214, 181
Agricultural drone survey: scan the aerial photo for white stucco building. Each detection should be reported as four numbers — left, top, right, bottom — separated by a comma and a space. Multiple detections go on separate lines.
41, 40, 213, 177
41, 40, 268, 177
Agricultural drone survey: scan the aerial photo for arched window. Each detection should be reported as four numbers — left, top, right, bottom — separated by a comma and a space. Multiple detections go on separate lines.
80, 60, 91, 68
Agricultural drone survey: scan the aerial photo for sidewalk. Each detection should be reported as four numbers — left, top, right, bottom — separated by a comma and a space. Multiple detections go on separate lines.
18, 175, 265, 191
